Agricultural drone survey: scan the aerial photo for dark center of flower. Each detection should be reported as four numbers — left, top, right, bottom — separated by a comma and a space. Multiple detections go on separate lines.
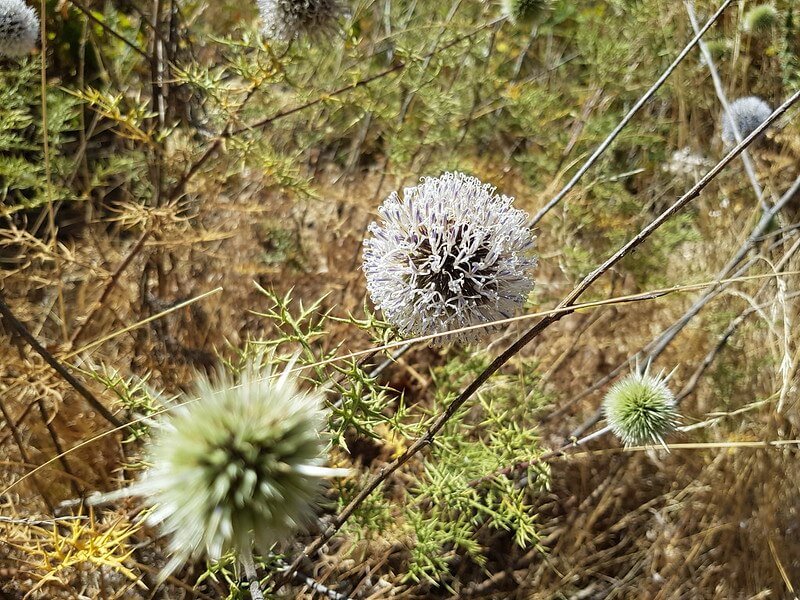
411, 225, 496, 301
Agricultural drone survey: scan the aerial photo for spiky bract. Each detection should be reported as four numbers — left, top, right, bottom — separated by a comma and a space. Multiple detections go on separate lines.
125, 361, 338, 576
602, 367, 679, 448
743, 4, 779, 33
363, 171, 536, 345
257, 0, 344, 41
720, 96, 772, 146
502, 0, 551, 26
0, 0, 38, 57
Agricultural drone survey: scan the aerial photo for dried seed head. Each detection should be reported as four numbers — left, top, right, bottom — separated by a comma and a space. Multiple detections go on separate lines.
363, 171, 536, 345
0, 0, 38, 57
120, 360, 343, 577
502, 0, 551, 26
602, 365, 680, 448
720, 96, 772, 146
257, 0, 344, 41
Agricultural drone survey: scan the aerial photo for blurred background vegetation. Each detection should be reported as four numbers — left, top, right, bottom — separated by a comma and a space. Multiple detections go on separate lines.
1, 0, 800, 597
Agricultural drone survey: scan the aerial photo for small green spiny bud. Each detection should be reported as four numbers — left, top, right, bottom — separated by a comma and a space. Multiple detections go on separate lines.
502, 0, 551, 26
602, 366, 680, 448
743, 4, 780, 34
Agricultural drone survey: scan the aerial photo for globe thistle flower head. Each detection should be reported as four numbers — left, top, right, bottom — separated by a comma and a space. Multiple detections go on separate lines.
123, 360, 343, 577
743, 4, 779, 33
502, 0, 551, 26
0, 0, 39, 58
720, 96, 772, 146
257, 0, 344, 41
362, 171, 536, 346
602, 364, 680, 448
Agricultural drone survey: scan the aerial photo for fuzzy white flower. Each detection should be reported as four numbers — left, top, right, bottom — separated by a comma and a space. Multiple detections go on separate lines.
362, 171, 536, 345
257, 0, 344, 41
0, 0, 38, 57
602, 364, 680, 448
721, 96, 772, 146
112, 360, 344, 578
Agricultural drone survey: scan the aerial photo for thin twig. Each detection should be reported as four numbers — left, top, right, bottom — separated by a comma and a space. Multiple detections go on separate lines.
278, 559, 353, 600
272, 85, 800, 592
67, 0, 149, 59
0, 291, 122, 427
0, 395, 54, 512
528, 0, 735, 228
69, 229, 152, 346
37, 399, 83, 497
169, 18, 504, 201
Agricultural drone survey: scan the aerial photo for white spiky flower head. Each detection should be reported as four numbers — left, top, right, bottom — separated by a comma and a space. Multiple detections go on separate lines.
257, 0, 344, 41
0, 0, 39, 58
602, 363, 680, 448
362, 171, 536, 346
117, 359, 345, 577
720, 96, 772, 146
502, 0, 551, 26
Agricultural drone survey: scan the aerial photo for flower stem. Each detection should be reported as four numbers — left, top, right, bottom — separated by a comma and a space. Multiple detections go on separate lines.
240, 549, 265, 600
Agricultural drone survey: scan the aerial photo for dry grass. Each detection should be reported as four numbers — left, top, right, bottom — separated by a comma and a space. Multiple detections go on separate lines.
2, 0, 800, 597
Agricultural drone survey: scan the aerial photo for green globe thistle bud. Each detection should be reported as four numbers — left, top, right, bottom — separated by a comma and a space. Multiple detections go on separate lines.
502, 0, 551, 26
743, 4, 780, 34
0, 0, 39, 57
704, 38, 732, 60
120, 359, 345, 577
602, 365, 680, 448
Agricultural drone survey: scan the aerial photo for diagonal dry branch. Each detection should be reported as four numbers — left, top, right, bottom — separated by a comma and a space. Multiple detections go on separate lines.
273, 86, 800, 592
567, 173, 800, 438
528, 0, 736, 228
0, 292, 122, 428
685, 0, 766, 207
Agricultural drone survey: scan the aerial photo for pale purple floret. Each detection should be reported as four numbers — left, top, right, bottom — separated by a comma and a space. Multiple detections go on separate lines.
721, 96, 772, 146
363, 172, 537, 345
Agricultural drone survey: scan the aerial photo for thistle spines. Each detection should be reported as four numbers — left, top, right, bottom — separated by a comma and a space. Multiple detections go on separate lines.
602, 363, 680, 449
114, 358, 345, 578
502, 0, 551, 26
362, 171, 537, 345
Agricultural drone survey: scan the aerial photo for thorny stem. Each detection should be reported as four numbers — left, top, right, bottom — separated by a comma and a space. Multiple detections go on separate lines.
272, 80, 800, 594
467, 425, 613, 489
528, 0, 736, 228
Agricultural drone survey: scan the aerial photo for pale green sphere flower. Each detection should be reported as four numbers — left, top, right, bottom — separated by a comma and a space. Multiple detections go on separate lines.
743, 4, 779, 34
502, 0, 551, 26
123, 359, 345, 577
602, 365, 680, 448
